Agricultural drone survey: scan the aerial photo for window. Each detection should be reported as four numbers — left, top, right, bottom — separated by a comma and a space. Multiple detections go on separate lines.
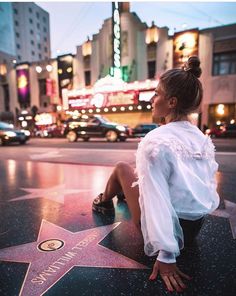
39, 54, 42, 59
15, 20, 19, 26
44, 47, 48, 53
14, 8, 18, 14
16, 44, 20, 49
29, 7, 32, 13
83, 56, 90, 69
31, 50, 35, 56
147, 61, 156, 79
147, 43, 157, 60
39, 79, 47, 96
29, 18, 33, 24
84, 71, 91, 86
3, 85, 10, 112
43, 16, 46, 23
213, 52, 236, 76
16, 32, 20, 38
36, 12, 39, 19
37, 23, 40, 29
30, 29, 34, 35
44, 36, 47, 42
31, 40, 34, 45
38, 43, 41, 49
17, 55, 21, 61
43, 27, 47, 33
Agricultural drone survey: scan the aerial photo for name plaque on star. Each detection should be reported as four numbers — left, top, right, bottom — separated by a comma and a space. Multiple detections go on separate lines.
33, 231, 98, 285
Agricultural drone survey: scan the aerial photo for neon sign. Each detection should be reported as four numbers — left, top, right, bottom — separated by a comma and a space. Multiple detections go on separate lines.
112, 2, 121, 79
16, 63, 30, 106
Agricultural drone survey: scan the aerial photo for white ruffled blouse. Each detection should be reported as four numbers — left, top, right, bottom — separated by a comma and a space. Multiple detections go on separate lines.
135, 121, 220, 263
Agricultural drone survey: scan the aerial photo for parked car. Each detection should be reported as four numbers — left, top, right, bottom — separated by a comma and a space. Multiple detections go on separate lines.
0, 121, 30, 145
63, 115, 130, 142
132, 123, 159, 138
205, 123, 236, 138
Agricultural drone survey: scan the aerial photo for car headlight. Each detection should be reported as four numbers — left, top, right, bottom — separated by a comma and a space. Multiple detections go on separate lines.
21, 130, 30, 136
116, 125, 126, 132
5, 131, 17, 137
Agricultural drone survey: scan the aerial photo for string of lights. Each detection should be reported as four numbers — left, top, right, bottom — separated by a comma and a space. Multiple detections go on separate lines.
65, 104, 152, 117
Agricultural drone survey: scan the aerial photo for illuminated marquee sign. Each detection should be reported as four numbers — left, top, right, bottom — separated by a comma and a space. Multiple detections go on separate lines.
63, 78, 157, 110
68, 91, 138, 110
112, 2, 121, 79
16, 63, 31, 107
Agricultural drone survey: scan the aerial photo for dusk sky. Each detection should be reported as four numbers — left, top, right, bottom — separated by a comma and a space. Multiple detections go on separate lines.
36, 1, 236, 57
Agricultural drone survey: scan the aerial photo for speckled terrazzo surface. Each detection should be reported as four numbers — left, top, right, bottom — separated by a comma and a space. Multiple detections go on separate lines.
0, 159, 235, 296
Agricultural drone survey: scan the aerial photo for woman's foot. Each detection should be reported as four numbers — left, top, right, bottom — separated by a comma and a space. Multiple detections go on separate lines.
92, 193, 114, 214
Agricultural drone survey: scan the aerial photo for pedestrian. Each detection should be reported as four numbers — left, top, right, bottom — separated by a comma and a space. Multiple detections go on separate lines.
92, 56, 220, 293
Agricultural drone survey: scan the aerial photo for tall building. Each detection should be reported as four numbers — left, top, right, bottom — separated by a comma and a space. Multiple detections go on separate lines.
0, 2, 51, 121
12, 2, 50, 63
0, 2, 50, 63
0, 2, 16, 57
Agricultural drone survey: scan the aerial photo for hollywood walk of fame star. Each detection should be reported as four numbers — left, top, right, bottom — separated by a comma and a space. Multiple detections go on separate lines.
211, 199, 236, 239
0, 220, 147, 296
9, 184, 91, 204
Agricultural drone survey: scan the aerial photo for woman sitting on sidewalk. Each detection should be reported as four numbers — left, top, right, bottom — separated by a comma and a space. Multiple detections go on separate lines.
92, 56, 220, 293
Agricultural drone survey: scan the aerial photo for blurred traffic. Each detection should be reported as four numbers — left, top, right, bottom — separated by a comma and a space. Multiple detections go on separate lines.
205, 122, 236, 138
0, 121, 30, 145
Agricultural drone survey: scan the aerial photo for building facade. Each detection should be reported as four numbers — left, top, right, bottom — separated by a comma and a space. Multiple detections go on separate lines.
0, 2, 235, 130
70, 13, 236, 128
199, 25, 236, 128
0, 51, 17, 122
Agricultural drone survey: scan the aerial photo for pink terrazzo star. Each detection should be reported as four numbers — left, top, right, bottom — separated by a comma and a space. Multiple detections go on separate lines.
0, 220, 147, 295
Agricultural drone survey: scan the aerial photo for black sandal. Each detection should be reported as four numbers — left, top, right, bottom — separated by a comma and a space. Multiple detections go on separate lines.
92, 193, 115, 214
117, 192, 126, 201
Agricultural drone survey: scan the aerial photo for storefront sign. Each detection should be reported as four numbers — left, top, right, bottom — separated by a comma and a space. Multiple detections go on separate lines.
16, 63, 30, 107
57, 54, 73, 99
173, 29, 199, 68
46, 79, 57, 97
107, 92, 137, 106
112, 2, 121, 78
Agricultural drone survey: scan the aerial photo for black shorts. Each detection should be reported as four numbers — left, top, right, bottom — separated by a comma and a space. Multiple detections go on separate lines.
179, 217, 205, 246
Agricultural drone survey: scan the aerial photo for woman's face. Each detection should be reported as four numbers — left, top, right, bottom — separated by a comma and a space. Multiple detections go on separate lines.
151, 83, 172, 119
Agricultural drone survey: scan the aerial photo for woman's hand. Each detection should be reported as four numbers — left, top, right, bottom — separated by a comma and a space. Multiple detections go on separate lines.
149, 260, 192, 292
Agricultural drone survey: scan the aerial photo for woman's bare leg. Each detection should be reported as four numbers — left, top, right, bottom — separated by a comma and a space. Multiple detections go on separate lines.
102, 161, 141, 227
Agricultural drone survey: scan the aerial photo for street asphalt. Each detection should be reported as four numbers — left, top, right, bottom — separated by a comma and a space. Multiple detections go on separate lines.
0, 138, 236, 295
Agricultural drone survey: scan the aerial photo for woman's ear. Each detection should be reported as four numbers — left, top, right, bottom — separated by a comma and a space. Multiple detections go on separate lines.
168, 97, 178, 109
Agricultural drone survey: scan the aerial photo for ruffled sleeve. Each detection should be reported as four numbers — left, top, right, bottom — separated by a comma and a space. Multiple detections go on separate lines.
136, 137, 184, 263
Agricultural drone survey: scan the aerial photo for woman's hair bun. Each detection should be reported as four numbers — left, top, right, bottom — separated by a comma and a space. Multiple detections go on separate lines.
183, 56, 202, 78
